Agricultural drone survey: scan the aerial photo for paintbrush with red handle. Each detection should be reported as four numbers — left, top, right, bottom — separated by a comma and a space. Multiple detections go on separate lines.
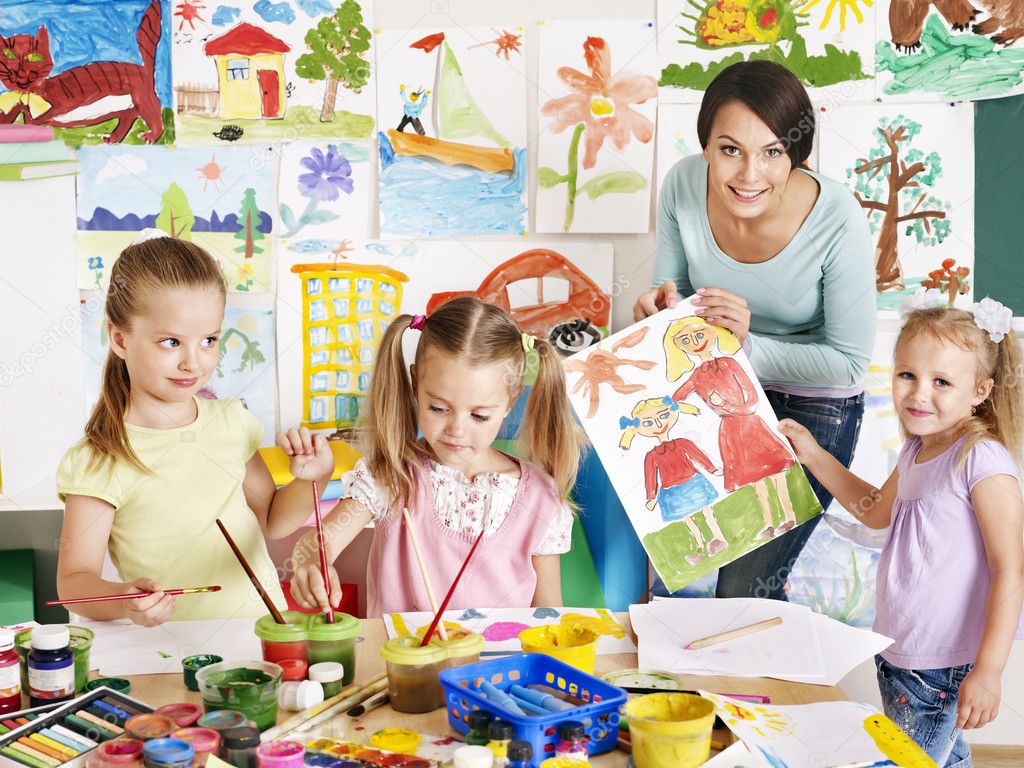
420, 526, 486, 646
312, 480, 334, 623
47, 586, 221, 606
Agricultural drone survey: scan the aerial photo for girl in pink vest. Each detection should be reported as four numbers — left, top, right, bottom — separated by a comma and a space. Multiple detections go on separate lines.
289, 297, 586, 616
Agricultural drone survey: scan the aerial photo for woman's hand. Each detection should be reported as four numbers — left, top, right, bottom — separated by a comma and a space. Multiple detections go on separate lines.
277, 427, 335, 482
633, 281, 679, 322
125, 578, 175, 627
690, 288, 750, 342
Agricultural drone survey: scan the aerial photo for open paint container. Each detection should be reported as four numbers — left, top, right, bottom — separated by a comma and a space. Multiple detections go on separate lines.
195, 661, 283, 732
623, 692, 716, 768
15, 625, 94, 694
254, 612, 359, 685
518, 624, 599, 673
379, 637, 448, 714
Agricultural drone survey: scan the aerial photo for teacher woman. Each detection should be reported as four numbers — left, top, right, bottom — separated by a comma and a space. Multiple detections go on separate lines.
634, 60, 876, 600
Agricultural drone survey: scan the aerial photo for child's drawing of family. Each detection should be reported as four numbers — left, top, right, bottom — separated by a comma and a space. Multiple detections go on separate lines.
619, 316, 796, 565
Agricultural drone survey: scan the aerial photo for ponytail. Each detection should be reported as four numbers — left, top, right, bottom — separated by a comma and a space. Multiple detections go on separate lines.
85, 351, 145, 472
361, 314, 421, 506
964, 328, 1024, 468
520, 339, 586, 505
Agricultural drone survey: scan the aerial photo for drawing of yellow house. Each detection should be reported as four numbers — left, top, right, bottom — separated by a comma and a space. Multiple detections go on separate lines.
291, 263, 409, 429
204, 23, 290, 119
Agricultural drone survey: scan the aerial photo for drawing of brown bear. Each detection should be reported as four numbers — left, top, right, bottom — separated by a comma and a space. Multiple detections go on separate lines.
890, 0, 1024, 49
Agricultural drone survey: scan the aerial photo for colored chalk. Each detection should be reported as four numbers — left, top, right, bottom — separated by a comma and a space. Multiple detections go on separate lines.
3, 745, 51, 768
29, 733, 76, 758
64, 713, 119, 740
39, 727, 87, 752
10, 741, 60, 767
92, 700, 132, 721
50, 724, 97, 749
77, 710, 123, 734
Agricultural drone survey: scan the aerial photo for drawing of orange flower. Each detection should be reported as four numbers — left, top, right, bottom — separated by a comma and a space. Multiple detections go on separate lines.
541, 36, 657, 170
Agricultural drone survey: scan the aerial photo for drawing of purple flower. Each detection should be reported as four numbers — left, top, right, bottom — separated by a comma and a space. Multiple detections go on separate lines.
298, 146, 354, 201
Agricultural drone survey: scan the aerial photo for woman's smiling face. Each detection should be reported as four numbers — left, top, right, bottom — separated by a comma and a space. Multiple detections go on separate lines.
703, 99, 794, 220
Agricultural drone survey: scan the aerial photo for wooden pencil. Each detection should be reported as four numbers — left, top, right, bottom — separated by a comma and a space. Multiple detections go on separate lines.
215, 518, 285, 624
684, 617, 783, 650
402, 507, 448, 642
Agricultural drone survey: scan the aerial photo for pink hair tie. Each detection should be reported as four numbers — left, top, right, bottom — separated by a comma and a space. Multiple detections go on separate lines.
410, 314, 426, 330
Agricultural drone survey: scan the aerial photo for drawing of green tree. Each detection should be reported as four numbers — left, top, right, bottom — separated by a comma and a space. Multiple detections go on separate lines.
216, 327, 266, 376
234, 187, 266, 260
295, 0, 372, 122
847, 116, 951, 293
156, 182, 194, 240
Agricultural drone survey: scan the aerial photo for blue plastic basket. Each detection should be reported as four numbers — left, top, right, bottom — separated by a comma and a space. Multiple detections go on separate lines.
438, 653, 627, 763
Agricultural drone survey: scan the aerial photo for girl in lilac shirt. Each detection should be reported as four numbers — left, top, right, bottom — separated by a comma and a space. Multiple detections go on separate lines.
780, 296, 1024, 768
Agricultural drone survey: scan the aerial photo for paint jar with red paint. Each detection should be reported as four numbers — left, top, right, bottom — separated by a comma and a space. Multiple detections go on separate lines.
254, 613, 307, 681
0, 628, 21, 714
93, 738, 145, 768
380, 636, 448, 714
255, 740, 304, 768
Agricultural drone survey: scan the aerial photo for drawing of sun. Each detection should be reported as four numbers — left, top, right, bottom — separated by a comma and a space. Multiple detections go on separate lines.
471, 28, 524, 60
799, 0, 873, 31
197, 154, 225, 192
721, 702, 796, 737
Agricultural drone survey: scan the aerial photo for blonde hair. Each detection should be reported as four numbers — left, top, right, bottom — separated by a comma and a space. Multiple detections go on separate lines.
84, 238, 226, 472
362, 296, 586, 507
896, 306, 1024, 468
663, 316, 741, 381
619, 397, 700, 450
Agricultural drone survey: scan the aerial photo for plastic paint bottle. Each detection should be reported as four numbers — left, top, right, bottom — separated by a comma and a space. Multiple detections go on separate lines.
255, 740, 304, 768
465, 709, 493, 746
28, 625, 75, 708
506, 741, 532, 768
277, 680, 324, 711
452, 745, 494, 768
307, 662, 344, 699
142, 738, 195, 768
486, 720, 514, 767
554, 721, 588, 762
0, 628, 21, 714
221, 726, 261, 768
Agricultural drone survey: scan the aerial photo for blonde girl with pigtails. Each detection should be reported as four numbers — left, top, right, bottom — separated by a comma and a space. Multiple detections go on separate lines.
780, 293, 1024, 767
620, 396, 728, 565
290, 296, 587, 616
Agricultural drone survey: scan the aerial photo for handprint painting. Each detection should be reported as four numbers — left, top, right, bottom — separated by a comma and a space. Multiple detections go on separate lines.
564, 306, 822, 591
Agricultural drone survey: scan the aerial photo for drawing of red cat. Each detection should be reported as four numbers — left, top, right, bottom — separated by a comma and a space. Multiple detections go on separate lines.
890, 0, 1024, 49
0, 0, 164, 143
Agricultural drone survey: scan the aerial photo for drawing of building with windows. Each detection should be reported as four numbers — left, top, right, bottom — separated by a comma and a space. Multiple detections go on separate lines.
290, 263, 408, 429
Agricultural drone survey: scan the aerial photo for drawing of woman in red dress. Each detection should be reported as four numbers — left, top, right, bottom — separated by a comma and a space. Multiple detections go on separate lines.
663, 316, 796, 540
619, 395, 728, 565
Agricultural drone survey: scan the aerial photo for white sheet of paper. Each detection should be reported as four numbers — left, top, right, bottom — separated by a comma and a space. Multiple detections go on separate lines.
783, 610, 893, 686
702, 693, 897, 768
381, 606, 635, 655
701, 741, 771, 768
631, 598, 823, 678
79, 618, 261, 676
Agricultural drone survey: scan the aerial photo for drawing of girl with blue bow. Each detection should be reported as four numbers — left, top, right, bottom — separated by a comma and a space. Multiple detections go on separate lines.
620, 396, 728, 565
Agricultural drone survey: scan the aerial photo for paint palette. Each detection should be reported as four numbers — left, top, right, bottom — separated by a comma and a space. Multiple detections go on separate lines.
303, 738, 438, 768
0, 687, 154, 768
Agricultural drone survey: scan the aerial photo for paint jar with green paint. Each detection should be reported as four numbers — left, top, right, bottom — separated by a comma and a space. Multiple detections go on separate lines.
306, 614, 359, 686
195, 661, 282, 732
15, 625, 93, 693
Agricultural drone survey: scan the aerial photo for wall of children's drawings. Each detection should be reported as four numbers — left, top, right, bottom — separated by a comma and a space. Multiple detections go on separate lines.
2, 0, 1024, 632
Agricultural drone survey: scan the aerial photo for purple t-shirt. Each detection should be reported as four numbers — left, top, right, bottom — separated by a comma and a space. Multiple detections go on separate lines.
875, 435, 1021, 670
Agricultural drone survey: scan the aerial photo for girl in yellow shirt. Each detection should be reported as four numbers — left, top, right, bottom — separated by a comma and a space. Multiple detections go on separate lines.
57, 232, 334, 625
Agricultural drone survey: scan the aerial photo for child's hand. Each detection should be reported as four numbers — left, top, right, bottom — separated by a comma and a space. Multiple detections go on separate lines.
957, 667, 1001, 729
277, 427, 335, 482
125, 578, 175, 627
290, 553, 343, 612
777, 419, 824, 465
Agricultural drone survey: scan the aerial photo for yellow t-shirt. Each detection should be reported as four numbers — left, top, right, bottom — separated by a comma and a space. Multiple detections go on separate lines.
57, 397, 287, 621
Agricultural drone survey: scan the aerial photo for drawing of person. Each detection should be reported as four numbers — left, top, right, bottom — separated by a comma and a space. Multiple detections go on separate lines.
663, 316, 796, 540
620, 396, 727, 565
397, 84, 429, 134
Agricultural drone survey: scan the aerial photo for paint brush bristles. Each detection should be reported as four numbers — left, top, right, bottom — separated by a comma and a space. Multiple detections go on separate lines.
403, 507, 447, 642
261, 672, 388, 740
312, 481, 334, 624
420, 526, 486, 646
215, 518, 286, 624
46, 586, 220, 606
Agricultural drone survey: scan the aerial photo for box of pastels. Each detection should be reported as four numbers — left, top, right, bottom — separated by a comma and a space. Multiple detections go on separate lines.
438, 653, 627, 760
0, 686, 155, 768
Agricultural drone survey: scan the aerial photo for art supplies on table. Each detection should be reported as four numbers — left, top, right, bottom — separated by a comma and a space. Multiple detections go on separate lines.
195, 661, 283, 732
261, 673, 388, 741
46, 587, 221, 607
0, 686, 155, 768
630, 598, 825, 681
383, 607, 635, 656
701, 692, 935, 768
255, 612, 359, 686
303, 736, 441, 768
76, 619, 258, 677
684, 617, 783, 650
439, 653, 627, 761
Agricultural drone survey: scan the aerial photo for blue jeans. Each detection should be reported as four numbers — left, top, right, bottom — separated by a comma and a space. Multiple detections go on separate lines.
876, 656, 974, 768
714, 391, 864, 599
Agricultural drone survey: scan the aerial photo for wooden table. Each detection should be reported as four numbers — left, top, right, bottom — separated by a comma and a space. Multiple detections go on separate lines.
116, 616, 847, 767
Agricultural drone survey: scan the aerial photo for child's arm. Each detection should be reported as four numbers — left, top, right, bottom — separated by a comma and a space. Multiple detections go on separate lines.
244, 428, 336, 540
957, 473, 1024, 730
531, 555, 563, 607
778, 419, 898, 529
290, 497, 373, 611
56, 495, 175, 626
